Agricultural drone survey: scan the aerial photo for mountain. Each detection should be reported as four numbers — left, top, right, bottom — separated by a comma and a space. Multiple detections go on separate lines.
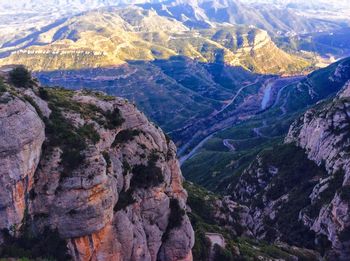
182, 58, 350, 260
0, 5, 313, 150
0, 69, 193, 260
183, 57, 350, 190
230, 80, 350, 259
0, 6, 309, 75
139, 0, 341, 35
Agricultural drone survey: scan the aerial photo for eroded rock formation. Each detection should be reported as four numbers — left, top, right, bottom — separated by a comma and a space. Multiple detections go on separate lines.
0, 77, 194, 261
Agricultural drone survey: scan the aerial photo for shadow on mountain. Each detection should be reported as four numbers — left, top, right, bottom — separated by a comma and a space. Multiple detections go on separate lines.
35, 56, 270, 148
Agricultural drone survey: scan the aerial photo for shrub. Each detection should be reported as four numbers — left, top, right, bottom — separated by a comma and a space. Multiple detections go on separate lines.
104, 107, 125, 129
0, 78, 6, 94
192, 229, 211, 261
131, 162, 163, 189
167, 199, 185, 230
0, 226, 69, 260
9, 66, 32, 88
162, 198, 185, 241
114, 190, 135, 212
213, 244, 234, 261
45, 108, 87, 172
112, 129, 141, 147
38, 87, 49, 100
78, 124, 100, 144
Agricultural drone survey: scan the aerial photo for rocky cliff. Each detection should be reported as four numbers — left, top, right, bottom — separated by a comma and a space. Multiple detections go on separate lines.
227, 80, 350, 260
0, 72, 194, 260
286, 81, 350, 260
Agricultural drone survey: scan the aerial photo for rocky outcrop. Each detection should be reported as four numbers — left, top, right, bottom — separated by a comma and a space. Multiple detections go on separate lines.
225, 81, 350, 259
0, 78, 194, 260
0, 93, 45, 241
285, 81, 350, 259
286, 81, 350, 182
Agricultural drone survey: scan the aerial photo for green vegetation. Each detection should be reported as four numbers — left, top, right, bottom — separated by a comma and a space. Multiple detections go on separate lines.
213, 245, 234, 261
285, 58, 350, 113
131, 161, 163, 189
162, 198, 186, 241
182, 57, 350, 196
36, 87, 126, 175
77, 124, 100, 144
114, 190, 135, 211
9, 66, 32, 88
192, 229, 211, 261
38, 87, 49, 100
81, 89, 116, 101
167, 199, 185, 231
45, 107, 87, 172
122, 160, 131, 176
0, 228, 68, 261
186, 182, 318, 260
0, 78, 6, 94
305, 170, 345, 219
0, 213, 69, 260
103, 108, 125, 129
112, 129, 141, 147
41, 88, 106, 173
182, 117, 285, 192
245, 144, 327, 249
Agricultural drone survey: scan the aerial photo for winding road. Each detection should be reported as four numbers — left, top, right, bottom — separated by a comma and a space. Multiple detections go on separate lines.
179, 75, 305, 165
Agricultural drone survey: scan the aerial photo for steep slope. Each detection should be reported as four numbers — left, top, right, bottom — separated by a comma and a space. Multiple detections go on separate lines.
182, 57, 350, 190
0, 6, 309, 75
227, 81, 350, 259
34, 57, 265, 150
185, 182, 322, 260
0, 71, 194, 260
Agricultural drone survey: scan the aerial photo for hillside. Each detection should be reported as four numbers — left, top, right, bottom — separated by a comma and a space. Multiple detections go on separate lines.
183, 60, 350, 260
0, 69, 193, 260
183, 57, 350, 190
0, 6, 309, 75
230, 80, 350, 259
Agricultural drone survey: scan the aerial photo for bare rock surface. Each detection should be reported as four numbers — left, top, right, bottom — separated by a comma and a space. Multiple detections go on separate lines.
0, 93, 45, 240
285, 82, 350, 259
0, 83, 193, 261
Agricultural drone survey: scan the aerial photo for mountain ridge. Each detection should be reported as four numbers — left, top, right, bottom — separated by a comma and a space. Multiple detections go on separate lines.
0, 6, 310, 75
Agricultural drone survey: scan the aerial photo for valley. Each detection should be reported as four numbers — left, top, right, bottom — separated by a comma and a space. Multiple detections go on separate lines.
179, 74, 304, 164
1, 0, 350, 260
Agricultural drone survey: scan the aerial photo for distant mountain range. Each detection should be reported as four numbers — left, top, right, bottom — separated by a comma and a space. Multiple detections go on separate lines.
139, 0, 341, 35
0, 6, 309, 74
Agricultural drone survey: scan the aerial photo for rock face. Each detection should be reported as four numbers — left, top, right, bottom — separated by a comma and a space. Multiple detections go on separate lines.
0, 78, 194, 260
0, 93, 45, 241
285, 81, 350, 260
227, 81, 350, 259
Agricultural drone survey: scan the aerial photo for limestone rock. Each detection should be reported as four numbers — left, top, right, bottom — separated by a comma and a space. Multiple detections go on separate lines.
0, 84, 194, 260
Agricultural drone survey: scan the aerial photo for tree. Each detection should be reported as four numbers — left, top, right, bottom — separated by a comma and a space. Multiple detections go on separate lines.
9, 66, 32, 88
